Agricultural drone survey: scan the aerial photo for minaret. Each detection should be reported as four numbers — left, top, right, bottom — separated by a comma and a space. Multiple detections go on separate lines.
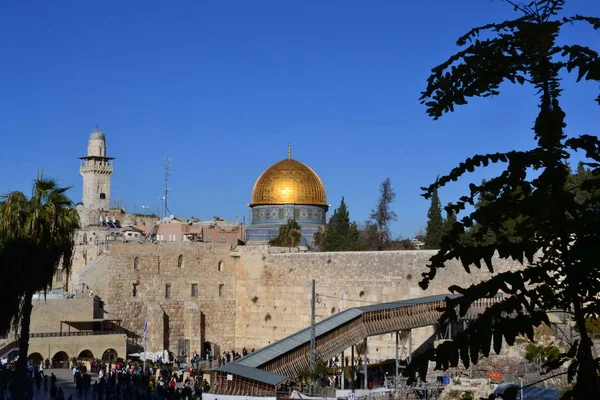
79, 127, 114, 211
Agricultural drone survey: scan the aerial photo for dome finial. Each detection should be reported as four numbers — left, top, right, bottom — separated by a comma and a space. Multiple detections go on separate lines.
288, 143, 291, 159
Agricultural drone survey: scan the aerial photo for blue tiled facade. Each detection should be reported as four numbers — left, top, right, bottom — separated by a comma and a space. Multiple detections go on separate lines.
247, 204, 328, 247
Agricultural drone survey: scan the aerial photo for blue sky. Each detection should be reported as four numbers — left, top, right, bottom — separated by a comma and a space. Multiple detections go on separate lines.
1, 0, 599, 238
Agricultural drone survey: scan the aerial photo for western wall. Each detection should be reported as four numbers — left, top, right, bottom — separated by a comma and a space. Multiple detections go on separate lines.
72, 242, 522, 361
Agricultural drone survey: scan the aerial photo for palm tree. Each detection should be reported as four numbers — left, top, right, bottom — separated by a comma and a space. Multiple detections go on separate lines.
0, 175, 79, 399
269, 219, 302, 247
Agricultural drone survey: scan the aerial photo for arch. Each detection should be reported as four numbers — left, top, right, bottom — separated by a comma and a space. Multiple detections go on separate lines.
52, 351, 69, 369
102, 348, 118, 363
99, 193, 106, 200
28, 352, 44, 366
177, 254, 184, 268
218, 260, 223, 272
133, 256, 139, 270
78, 349, 94, 360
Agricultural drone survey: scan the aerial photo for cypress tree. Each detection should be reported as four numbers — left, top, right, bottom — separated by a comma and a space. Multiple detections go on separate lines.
319, 197, 361, 251
424, 186, 444, 249
443, 203, 456, 237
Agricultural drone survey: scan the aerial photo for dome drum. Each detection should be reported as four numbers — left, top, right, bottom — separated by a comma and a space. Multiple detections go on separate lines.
246, 225, 322, 246
250, 204, 327, 226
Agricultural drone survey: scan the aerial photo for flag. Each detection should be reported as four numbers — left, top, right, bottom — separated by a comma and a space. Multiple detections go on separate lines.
143, 319, 148, 342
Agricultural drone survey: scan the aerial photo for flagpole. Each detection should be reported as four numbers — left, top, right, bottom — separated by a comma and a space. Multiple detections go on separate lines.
143, 316, 148, 372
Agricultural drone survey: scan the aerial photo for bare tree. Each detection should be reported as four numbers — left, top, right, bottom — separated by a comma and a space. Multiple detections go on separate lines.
370, 178, 397, 250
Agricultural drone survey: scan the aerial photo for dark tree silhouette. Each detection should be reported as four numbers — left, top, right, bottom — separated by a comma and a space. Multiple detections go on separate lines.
443, 203, 457, 238
403, 1, 600, 399
424, 185, 444, 249
0, 176, 80, 400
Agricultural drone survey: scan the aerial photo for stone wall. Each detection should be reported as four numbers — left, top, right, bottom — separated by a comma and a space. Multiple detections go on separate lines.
74, 241, 237, 354
233, 247, 522, 360
27, 333, 127, 363
70, 242, 523, 362
29, 296, 97, 334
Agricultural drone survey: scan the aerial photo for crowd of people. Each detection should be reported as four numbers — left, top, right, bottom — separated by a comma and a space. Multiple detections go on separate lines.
0, 357, 212, 400
213, 347, 254, 367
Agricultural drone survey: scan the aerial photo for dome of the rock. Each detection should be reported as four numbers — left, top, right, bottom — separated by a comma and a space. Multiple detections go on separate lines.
250, 158, 327, 206
246, 146, 329, 246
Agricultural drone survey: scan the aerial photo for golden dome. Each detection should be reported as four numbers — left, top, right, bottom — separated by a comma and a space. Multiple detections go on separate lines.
251, 148, 327, 206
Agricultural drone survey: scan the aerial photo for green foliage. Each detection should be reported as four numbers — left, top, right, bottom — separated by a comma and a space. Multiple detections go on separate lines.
315, 197, 361, 251
357, 220, 378, 250
566, 162, 599, 205
460, 391, 473, 400
525, 343, 560, 363
369, 178, 397, 250
444, 203, 457, 238
299, 358, 329, 385
269, 219, 302, 247
583, 318, 600, 336
424, 185, 444, 249
402, 1, 600, 398
0, 175, 80, 399
0, 176, 80, 333
388, 238, 417, 250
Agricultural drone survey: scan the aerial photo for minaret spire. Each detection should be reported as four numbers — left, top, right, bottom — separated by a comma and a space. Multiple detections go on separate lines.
288, 143, 291, 159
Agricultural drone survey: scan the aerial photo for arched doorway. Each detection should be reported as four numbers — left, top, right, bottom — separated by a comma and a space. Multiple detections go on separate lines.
77, 349, 94, 373
102, 348, 118, 363
52, 351, 69, 369
28, 352, 44, 366
78, 349, 94, 360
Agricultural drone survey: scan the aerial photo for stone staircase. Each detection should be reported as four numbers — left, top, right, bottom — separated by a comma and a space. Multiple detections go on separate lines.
73, 252, 107, 284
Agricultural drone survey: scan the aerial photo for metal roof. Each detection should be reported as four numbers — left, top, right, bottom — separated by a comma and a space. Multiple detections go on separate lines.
235, 293, 460, 369
356, 293, 461, 313
215, 363, 289, 386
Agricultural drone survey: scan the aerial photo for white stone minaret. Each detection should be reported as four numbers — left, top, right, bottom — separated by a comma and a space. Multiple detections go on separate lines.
79, 127, 114, 210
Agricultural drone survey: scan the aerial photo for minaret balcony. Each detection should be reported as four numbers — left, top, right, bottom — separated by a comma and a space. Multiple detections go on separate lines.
80, 165, 114, 173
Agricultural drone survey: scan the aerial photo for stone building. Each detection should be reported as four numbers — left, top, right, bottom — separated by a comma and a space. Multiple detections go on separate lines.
79, 128, 113, 213
156, 216, 245, 245
20, 131, 524, 371
247, 144, 328, 246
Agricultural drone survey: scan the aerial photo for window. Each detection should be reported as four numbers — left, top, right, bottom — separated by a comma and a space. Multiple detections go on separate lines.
219, 284, 224, 297
56, 269, 63, 282
218, 261, 223, 272
165, 284, 171, 299
99, 193, 106, 199
133, 257, 139, 270
221, 234, 226, 240
178, 254, 184, 268
132, 283, 139, 297
191, 284, 198, 298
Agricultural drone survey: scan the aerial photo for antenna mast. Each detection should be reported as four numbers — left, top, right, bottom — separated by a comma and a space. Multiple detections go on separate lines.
163, 157, 172, 218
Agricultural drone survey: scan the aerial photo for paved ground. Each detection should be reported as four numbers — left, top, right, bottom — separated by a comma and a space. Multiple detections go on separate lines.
1, 368, 98, 399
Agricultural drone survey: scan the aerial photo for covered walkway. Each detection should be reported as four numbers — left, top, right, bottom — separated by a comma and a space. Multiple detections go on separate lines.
212, 293, 502, 394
